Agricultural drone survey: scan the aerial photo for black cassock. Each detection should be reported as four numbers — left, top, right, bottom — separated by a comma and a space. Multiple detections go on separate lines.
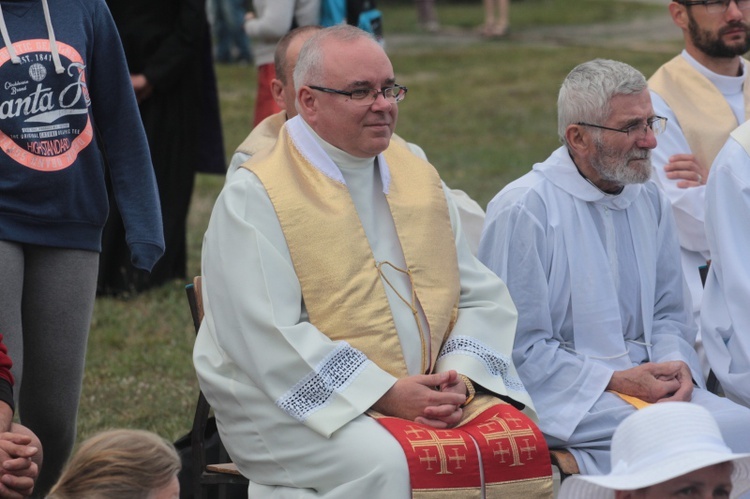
99, 0, 226, 296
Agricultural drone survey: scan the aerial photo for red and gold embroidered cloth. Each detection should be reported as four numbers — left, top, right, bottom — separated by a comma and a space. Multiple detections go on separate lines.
376, 403, 553, 498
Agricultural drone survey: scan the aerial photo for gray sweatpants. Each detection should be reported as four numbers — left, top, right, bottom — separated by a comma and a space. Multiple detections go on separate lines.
0, 240, 98, 497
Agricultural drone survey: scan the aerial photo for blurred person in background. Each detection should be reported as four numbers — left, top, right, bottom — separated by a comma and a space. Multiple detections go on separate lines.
100, 0, 226, 296
415, 0, 440, 33
209, 0, 252, 64
481, 0, 509, 38
244, 0, 319, 126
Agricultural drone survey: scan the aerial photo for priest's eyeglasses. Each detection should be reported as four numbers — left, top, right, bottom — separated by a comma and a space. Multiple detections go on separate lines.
308, 85, 408, 105
576, 116, 668, 138
677, 0, 750, 14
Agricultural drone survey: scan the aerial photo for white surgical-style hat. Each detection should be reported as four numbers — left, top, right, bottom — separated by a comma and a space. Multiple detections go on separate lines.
558, 402, 750, 499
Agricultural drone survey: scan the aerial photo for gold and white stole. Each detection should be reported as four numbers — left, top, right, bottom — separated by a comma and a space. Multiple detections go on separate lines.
247, 116, 460, 377
649, 55, 750, 171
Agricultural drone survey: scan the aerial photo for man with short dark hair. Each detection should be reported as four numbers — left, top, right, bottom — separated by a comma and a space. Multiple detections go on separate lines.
227, 25, 322, 175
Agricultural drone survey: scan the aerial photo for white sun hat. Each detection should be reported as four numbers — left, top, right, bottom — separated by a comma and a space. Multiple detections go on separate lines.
558, 402, 750, 499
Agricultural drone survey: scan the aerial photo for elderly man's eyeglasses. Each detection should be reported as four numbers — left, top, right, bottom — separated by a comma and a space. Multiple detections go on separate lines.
576, 116, 668, 138
308, 85, 408, 105
677, 0, 750, 14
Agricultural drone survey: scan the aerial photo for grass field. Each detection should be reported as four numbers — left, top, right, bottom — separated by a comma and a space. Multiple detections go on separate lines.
79, 0, 679, 444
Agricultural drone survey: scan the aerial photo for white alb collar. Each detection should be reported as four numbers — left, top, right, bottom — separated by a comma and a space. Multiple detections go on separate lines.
285, 116, 392, 193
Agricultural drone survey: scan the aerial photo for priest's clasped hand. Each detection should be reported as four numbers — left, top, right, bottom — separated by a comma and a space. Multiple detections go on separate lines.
371, 370, 468, 429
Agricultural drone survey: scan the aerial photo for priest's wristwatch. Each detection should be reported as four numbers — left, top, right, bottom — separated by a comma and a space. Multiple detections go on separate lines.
458, 374, 475, 407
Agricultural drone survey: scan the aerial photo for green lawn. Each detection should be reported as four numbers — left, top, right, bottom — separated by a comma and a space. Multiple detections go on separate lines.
381, 0, 662, 34
79, 0, 678, 444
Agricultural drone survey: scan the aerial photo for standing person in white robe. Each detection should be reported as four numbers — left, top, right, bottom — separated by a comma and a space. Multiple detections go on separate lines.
648, 0, 750, 370
478, 58, 750, 476
702, 119, 750, 407
194, 25, 547, 498
226, 26, 487, 255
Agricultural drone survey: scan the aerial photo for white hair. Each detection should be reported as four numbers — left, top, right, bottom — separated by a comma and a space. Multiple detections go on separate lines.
557, 59, 648, 146
293, 25, 379, 95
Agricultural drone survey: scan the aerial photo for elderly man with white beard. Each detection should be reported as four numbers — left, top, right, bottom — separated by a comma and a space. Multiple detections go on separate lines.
478, 58, 750, 477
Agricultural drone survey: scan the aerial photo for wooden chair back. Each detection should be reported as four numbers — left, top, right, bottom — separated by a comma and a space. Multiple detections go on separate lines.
186, 276, 249, 498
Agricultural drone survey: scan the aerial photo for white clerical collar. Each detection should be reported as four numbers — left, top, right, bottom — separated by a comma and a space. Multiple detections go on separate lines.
311, 130, 374, 172
285, 115, 392, 192
681, 49, 745, 96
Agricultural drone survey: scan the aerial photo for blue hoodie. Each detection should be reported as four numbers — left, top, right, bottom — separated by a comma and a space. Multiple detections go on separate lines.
0, 0, 164, 271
